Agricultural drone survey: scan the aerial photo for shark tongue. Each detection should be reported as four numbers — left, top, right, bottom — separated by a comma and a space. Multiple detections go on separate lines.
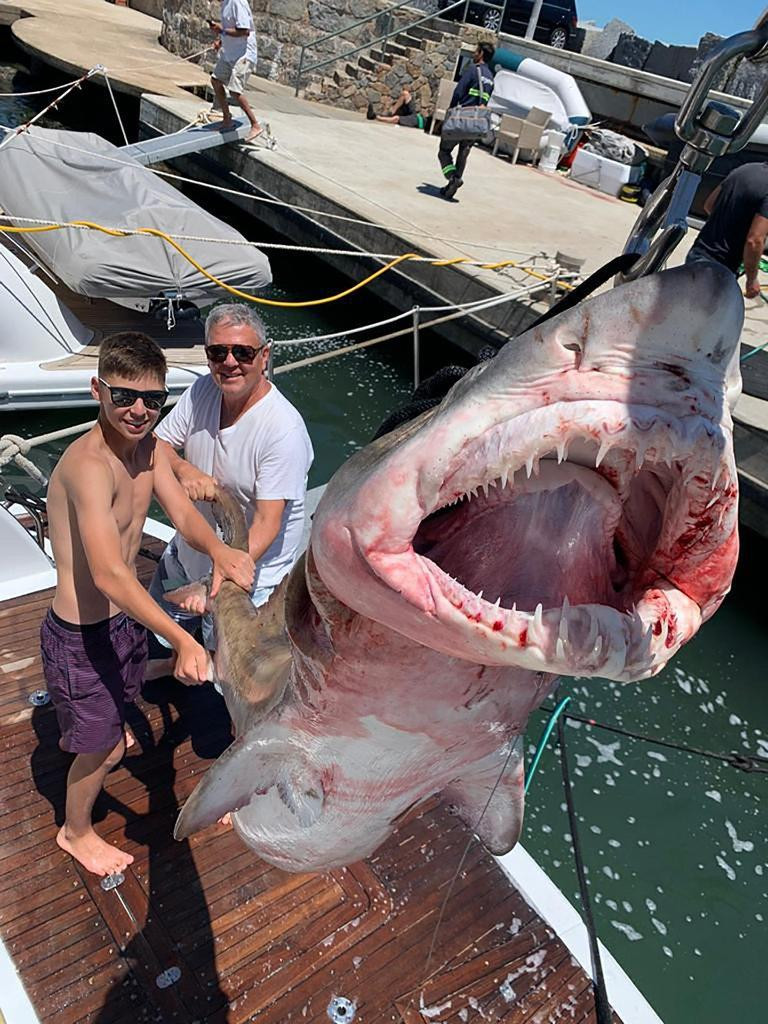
416, 462, 625, 613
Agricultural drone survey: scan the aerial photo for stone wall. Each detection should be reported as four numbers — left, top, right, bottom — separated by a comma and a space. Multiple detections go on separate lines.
161, 0, 415, 86
128, 0, 164, 18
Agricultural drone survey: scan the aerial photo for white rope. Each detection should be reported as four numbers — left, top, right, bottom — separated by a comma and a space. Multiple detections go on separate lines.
102, 71, 129, 147
0, 436, 49, 486
270, 278, 559, 347
100, 46, 213, 76
0, 76, 88, 98
0, 67, 101, 152
273, 278, 552, 373
0, 127, 549, 259
0, 214, 550, 271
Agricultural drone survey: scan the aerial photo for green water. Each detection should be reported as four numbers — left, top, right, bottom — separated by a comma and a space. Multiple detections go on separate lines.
2, 50, 767, 1024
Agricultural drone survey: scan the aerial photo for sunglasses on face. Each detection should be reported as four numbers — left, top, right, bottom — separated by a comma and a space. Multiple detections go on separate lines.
205, 343, 265, 364
98, 378, 169, 412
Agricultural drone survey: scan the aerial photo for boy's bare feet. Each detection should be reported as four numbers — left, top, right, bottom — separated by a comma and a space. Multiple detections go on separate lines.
246, 122, 263, 141
56, 825, 134, 877
218, 812, 232, 828
145, 655, 176, 681
219, 118, 235, 132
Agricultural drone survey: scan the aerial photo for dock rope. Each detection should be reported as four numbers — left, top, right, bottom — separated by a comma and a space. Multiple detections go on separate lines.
0, 421, 96, 487
0, 217, 572, 307
0, 125, 553, 260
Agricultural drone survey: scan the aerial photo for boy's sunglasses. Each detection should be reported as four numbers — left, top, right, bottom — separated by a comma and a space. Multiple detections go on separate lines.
205, 343, 264, 364
98, 378, 169, 412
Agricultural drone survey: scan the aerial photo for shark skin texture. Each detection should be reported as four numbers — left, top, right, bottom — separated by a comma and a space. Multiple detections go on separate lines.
173, 263, 744, 873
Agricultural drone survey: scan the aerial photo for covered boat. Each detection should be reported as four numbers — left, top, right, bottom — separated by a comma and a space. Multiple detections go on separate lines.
0, 125, 271, 309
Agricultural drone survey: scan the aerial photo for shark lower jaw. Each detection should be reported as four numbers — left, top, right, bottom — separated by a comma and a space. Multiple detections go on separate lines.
351, 401, 735, 681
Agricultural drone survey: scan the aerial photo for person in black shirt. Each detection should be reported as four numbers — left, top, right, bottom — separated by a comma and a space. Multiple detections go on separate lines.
686, 162, 768, 298
437, 41, 495, 201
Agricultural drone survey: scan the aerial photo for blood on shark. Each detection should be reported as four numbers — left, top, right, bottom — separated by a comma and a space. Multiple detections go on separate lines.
173, 263, 743, 872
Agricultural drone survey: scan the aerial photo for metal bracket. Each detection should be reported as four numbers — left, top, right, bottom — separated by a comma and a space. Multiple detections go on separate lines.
28, 690, 50, 707
156, 966, 182, 989
100, 872, 125, 891
618, 14, 768, 283
327, 995, 357, 1023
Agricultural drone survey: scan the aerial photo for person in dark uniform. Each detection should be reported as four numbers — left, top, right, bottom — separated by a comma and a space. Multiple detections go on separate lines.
366, 87, 427, 130
437, 41, 495, 202
686, 162, 768, 298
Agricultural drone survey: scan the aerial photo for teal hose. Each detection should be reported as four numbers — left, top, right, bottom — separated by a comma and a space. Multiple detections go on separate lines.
524, 695, 572, 795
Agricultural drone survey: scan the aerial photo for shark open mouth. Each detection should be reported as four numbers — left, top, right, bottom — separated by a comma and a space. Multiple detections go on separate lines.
363, 400, 733, 681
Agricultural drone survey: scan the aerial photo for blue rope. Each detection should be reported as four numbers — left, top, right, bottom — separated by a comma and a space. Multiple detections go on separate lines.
524, 695, 572, 795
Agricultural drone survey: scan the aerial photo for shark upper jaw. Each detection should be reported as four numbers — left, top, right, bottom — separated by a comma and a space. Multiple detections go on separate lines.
312, 265, 742, 683
313, 386, 738, 684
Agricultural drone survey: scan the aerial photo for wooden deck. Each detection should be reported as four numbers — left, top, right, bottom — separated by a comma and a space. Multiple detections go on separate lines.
0, 541, 620, 1024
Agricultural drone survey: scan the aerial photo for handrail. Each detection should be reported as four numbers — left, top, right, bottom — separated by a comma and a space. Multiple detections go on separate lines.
294, 0, 480, 95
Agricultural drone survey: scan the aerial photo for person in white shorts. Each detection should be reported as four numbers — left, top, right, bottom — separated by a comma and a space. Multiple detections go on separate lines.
208, 0, 262, 140
146, 303, 314, 676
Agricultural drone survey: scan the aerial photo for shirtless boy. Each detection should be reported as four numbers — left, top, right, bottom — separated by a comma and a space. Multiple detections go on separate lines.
41, 332, 254, 878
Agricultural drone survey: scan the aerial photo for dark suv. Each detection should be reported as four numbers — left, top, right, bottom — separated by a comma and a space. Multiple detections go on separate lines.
437, 0, 578, 50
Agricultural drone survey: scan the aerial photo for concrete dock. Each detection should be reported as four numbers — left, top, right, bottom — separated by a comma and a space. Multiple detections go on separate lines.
0, 0, 208, 98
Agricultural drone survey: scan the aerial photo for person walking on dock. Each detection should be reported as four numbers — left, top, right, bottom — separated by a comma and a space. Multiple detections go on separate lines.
686, 162, 768, 298
437, 42, 495, 202
208, 0, 262, 141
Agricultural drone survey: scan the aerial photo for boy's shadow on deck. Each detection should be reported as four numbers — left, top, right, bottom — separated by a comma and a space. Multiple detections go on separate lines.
30, 678, 234, 1021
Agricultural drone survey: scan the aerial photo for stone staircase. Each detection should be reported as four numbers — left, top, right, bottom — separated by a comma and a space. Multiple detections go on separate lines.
302, 16, 466, 119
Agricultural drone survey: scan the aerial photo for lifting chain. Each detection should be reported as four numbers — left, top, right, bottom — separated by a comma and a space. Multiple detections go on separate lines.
618, 11, 768, 283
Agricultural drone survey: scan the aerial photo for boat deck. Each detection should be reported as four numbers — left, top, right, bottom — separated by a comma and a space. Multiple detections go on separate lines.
41, 279, 208, 370
0, 538, 621, 1024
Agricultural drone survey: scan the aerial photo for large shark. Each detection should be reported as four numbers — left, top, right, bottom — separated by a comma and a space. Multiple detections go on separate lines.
173, 263, 743, 872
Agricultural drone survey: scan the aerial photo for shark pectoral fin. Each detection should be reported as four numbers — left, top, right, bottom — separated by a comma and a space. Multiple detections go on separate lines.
276, 766, 325, 828
443, 742, 525, 855
164, 578, 211, 615
174, 733, 295, 840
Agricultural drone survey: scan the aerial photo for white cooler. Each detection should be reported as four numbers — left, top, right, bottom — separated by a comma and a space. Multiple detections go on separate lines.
569, 148, 644, 197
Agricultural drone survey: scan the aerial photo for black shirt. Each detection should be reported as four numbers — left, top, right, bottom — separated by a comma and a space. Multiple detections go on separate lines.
694, 162, 768, 272
450, 61, 494, 109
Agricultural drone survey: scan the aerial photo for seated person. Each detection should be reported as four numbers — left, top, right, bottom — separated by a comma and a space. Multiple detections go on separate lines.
366, 88, 426, 130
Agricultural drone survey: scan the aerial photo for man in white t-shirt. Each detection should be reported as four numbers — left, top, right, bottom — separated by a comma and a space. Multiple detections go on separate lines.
146, 303, 313, 676
207, 0, 262, 140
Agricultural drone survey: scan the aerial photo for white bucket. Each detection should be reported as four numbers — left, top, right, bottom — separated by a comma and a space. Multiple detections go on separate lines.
538, 130, 566, 173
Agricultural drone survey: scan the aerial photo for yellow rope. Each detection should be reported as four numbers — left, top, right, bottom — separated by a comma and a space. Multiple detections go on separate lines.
2, 219, 571, 306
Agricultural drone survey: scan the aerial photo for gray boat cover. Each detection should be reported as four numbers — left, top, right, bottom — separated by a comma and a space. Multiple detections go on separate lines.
0, 126, 272, 302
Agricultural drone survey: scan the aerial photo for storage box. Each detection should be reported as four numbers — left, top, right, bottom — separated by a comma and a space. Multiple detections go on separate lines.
569, 148, 644, 197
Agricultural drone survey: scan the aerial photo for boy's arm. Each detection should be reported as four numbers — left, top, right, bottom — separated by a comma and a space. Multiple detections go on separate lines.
65, 459, 210, 684
156, 439, 217, 502
152, 441, 254, 596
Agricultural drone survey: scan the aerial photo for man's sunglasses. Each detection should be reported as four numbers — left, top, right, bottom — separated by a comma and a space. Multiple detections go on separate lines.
205, 344, 264, 364
98, 378, 169, 412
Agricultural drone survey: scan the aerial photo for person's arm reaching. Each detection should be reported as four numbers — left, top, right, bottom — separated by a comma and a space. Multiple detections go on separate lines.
64, 459, 211, 685
152, 441, 255, 596
742, 213, 768, 299
247, 499, 285, 565
156, 439, 218, 502
703, 185, 721, 217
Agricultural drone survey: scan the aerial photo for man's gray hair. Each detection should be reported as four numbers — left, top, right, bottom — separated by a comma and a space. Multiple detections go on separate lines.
205, 303, 267, 344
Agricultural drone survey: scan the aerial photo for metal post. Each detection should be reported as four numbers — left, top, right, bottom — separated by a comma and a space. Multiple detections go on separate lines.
412, 305, 421, 389
381, 13, 390, 59
267, 346, 274, 381
295, 46, 305, 96
524, 0, 544, 40
462, 0, 470, 23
